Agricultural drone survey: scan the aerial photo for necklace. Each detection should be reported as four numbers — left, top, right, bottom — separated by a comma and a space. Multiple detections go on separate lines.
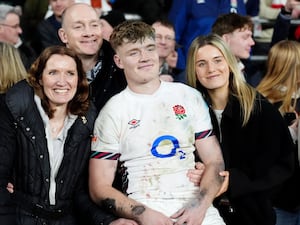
49, 120, 65, 137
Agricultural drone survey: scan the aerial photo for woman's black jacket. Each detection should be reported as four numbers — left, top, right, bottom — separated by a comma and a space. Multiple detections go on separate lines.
0, 80, 116, 225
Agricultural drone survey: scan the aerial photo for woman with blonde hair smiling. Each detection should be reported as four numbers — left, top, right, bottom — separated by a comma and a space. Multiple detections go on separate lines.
186, 34, 295, 225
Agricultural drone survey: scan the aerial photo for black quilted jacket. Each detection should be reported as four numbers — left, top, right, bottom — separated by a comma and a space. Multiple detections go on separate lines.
0, 80, 116, 225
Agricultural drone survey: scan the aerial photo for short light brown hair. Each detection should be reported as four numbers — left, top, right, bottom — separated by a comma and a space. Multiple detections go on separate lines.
110, 20, 155, 51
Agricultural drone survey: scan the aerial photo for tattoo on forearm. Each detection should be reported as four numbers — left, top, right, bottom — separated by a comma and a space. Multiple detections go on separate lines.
131, 205, 145, 216
100, 198, 117, 213
199, 188, 207, 202
185, 198, 201, 209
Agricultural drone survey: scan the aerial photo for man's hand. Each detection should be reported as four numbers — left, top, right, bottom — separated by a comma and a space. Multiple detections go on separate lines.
138, 207, 174, 225
285, 0, 300, 18
171, 199, 207, 225
109, 218, 139, 225
6, 182, 13, 193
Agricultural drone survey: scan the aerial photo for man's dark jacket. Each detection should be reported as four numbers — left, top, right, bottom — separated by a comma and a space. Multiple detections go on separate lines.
90, 40, 127, 113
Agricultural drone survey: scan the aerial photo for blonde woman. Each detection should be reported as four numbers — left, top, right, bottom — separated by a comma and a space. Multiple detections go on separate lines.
257, 40, 300, 225
0, 42, 26, 94
0, 41, 26, 225
186, 34, 294, 225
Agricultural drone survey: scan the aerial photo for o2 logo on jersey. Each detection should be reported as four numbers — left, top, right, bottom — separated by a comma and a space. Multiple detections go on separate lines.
151, 135, 186, 160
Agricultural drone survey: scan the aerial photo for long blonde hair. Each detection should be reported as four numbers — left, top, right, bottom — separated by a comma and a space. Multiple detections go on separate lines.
257, 40, 300, 115
186, 34, 257, 126
0, 42, 27, 93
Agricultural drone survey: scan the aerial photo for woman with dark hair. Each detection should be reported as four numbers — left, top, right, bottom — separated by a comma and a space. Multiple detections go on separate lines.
0, 45, 123, 225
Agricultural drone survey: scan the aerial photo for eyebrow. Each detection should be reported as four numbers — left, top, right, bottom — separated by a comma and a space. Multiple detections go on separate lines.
196, 55, 223, 63
126, 43, 156, 52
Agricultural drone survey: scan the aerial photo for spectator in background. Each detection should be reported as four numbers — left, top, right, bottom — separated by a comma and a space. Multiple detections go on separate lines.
20, 0, 49, 51
270, 0, 300, 46
186, 34, 294, 225
168, 0, 246, 71
0, 3, 37, 69
211, 13, 255, 73
211, 13, 260, 86
152, 19, 177, 82
257, 0, 281, 43
0, 41, 27, 225
100, 10, 126, 41
34, 0, 75, 54
111, 0, 164, 24
0, 42, 26, 94
257, 40, 300, 225
58, 3, 127, 112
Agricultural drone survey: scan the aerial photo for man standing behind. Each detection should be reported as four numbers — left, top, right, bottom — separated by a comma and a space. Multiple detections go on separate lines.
58, 3, 127, 112
152, 19, 178, 82
89, 21, 225, 225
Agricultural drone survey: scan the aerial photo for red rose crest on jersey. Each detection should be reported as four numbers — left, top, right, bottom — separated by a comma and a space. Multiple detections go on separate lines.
173, 105, 187, 120
128, 119, 140, 129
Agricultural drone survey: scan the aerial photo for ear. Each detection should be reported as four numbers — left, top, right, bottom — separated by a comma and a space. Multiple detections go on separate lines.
113, 54, 124, 69
222, 34, 230, 44
58, 28, 68, 44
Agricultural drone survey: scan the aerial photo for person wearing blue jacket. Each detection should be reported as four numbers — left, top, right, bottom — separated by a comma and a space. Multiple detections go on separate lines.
168, 0, 246, 70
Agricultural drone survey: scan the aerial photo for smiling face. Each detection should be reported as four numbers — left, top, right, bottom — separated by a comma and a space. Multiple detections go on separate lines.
152, 22, 176, 59
195, 45, 230, 92
59, 4, 102, 57
40, 54, 78, 108
114, 37, 160, 86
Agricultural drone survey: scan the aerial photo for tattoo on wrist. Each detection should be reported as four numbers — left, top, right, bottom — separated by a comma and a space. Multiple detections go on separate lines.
132, 205, 145, 216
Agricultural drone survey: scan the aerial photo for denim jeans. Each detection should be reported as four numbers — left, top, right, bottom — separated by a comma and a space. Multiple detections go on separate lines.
275, 207, 300, 225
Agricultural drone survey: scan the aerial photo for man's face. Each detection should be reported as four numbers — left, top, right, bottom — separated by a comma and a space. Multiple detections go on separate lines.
50, 0, 74, 18
223, 28, 255, 59
113, 37, 160, 85
0, 13, 22, 45
59, 4, 103, 57
152, 22, 176, 59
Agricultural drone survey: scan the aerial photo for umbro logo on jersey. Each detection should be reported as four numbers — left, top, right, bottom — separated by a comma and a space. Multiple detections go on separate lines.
128, 119, 140, 129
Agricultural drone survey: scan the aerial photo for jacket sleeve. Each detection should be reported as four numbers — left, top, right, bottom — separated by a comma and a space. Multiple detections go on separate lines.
270, 13, 291, 47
